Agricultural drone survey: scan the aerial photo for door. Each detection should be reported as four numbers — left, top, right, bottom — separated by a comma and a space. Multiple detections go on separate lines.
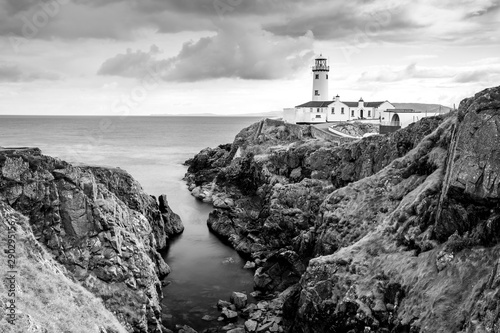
391, 114, 400, 126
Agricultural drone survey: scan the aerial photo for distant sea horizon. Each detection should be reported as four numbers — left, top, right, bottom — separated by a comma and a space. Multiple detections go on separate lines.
0, 111, 283, 118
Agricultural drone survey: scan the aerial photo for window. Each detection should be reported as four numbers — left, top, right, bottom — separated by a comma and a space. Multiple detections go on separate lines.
315, 115, 321, 118
341, 107, 344, 115
331, 109, 335, 114
315, 74, 319, 79
351, 110, 355, 117
310, 108, 313, 113
326, 74, 329, 79
317, 108, 320, 112
368, 110, 371, 117
315, 90, 319, 96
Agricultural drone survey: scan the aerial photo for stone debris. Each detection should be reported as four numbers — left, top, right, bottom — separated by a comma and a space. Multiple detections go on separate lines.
230, 292, 248, 310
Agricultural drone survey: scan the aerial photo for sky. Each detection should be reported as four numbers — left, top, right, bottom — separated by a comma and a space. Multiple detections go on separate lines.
0, 0, 499, 116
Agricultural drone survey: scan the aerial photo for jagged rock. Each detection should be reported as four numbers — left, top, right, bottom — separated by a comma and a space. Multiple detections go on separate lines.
221, 308, 238, 322
217, 299, 232, 310
226, 328, 245, 333
221, 323, 236, 330
243, 261, 256, 269
245, 320, 258, 332
0, 148, 183, 333
178, 325, 198, 333
256, 321, 273, 332
159, 194, 184, 236
230, 291, 248, 309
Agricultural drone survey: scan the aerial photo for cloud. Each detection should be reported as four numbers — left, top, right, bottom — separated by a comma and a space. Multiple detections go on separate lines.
265, 1, 425, 42
0, 0, 290, 40
98, 24, 314, 81
0, 0, 498, 45
0, 0, 215, 40
264, 0, 500, 45
452, 68, 500, 83
98, 45, 172, 78
359, 63, 450, 82
358, 62, 500, 85
0, 62, 60, 82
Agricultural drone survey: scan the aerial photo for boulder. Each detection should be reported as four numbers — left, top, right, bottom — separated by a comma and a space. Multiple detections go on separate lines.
230, 292, 248, 310
221, 308, 238, 322
245, 320, 258, 332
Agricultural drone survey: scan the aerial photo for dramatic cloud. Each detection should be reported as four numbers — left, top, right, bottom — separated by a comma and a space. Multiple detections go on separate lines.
265, 2, 425, 42
264, 0, 500, 44
0, 62, 60, 82
1, 0, 498, 45
98, 24, 314, 81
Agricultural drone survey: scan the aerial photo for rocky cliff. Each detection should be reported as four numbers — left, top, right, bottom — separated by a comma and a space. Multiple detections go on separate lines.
0, 148, 184, 333
185, 86, 500, 332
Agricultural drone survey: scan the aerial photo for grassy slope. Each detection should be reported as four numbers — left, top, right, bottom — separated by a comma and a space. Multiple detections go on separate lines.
0, 202, 128, 333
392, 103, 452, 114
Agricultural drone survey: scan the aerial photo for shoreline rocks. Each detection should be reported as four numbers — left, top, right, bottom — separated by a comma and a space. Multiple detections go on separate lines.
185, 86, 500, 332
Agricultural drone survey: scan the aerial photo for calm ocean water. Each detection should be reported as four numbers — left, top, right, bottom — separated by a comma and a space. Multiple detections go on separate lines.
0, 115, 262, 330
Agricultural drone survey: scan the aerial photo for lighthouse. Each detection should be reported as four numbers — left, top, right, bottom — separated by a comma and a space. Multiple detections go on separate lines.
311, 55, 329, 101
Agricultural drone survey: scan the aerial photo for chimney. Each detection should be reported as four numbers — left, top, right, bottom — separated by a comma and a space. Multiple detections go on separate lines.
335, 94, 340, 102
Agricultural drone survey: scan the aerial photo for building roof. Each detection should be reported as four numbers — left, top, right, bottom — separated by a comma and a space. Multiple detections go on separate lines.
296, 100, 392, 108
341, 101, 388, 107
365, 101, 388, 107
384, 108, 422, 113
295, 101, 333, 108
342, 102, 358, 107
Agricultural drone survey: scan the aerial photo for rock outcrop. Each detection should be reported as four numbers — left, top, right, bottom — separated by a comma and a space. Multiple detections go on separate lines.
0, 148, 184, 333
185, 86, 500, 332
0, 202, 128, 333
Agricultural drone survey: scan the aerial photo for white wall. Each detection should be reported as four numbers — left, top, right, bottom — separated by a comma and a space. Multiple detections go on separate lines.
384, 111, 429, 128
348, 107, 376, 120
375, 101, 395, 119
328, 101, 350, 122
295, 108, 327, 123
283, 108, 297, 123
312, 71, 329, 101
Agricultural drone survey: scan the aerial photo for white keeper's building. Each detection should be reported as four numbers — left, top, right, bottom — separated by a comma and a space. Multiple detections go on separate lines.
283, 55, 438, 130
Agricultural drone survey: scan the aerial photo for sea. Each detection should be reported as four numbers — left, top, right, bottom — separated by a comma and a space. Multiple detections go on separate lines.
0, 115, 263, 331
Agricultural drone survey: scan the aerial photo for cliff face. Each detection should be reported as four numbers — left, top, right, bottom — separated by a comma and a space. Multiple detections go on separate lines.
0, 148, 183, 333
185, 86, 500, 332
0, 202, 128, 333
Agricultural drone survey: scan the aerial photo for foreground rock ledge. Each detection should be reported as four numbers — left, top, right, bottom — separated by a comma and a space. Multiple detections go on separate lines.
185, 85, 500, 333
0, 147, 184, 333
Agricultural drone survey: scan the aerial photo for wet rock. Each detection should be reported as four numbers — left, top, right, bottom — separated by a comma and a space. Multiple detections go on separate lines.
245, 320, 258, 332
217, 299, 232, 310
243, 261, 256, 269
178, 325, 198, 333
221, 308, 238, 322
221, 323, 236, 330
227, 328, 245, 333
230, 291, 248, 310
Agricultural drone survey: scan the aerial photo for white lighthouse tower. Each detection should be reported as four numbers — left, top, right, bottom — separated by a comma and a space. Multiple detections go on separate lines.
311, 55, 329, 101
